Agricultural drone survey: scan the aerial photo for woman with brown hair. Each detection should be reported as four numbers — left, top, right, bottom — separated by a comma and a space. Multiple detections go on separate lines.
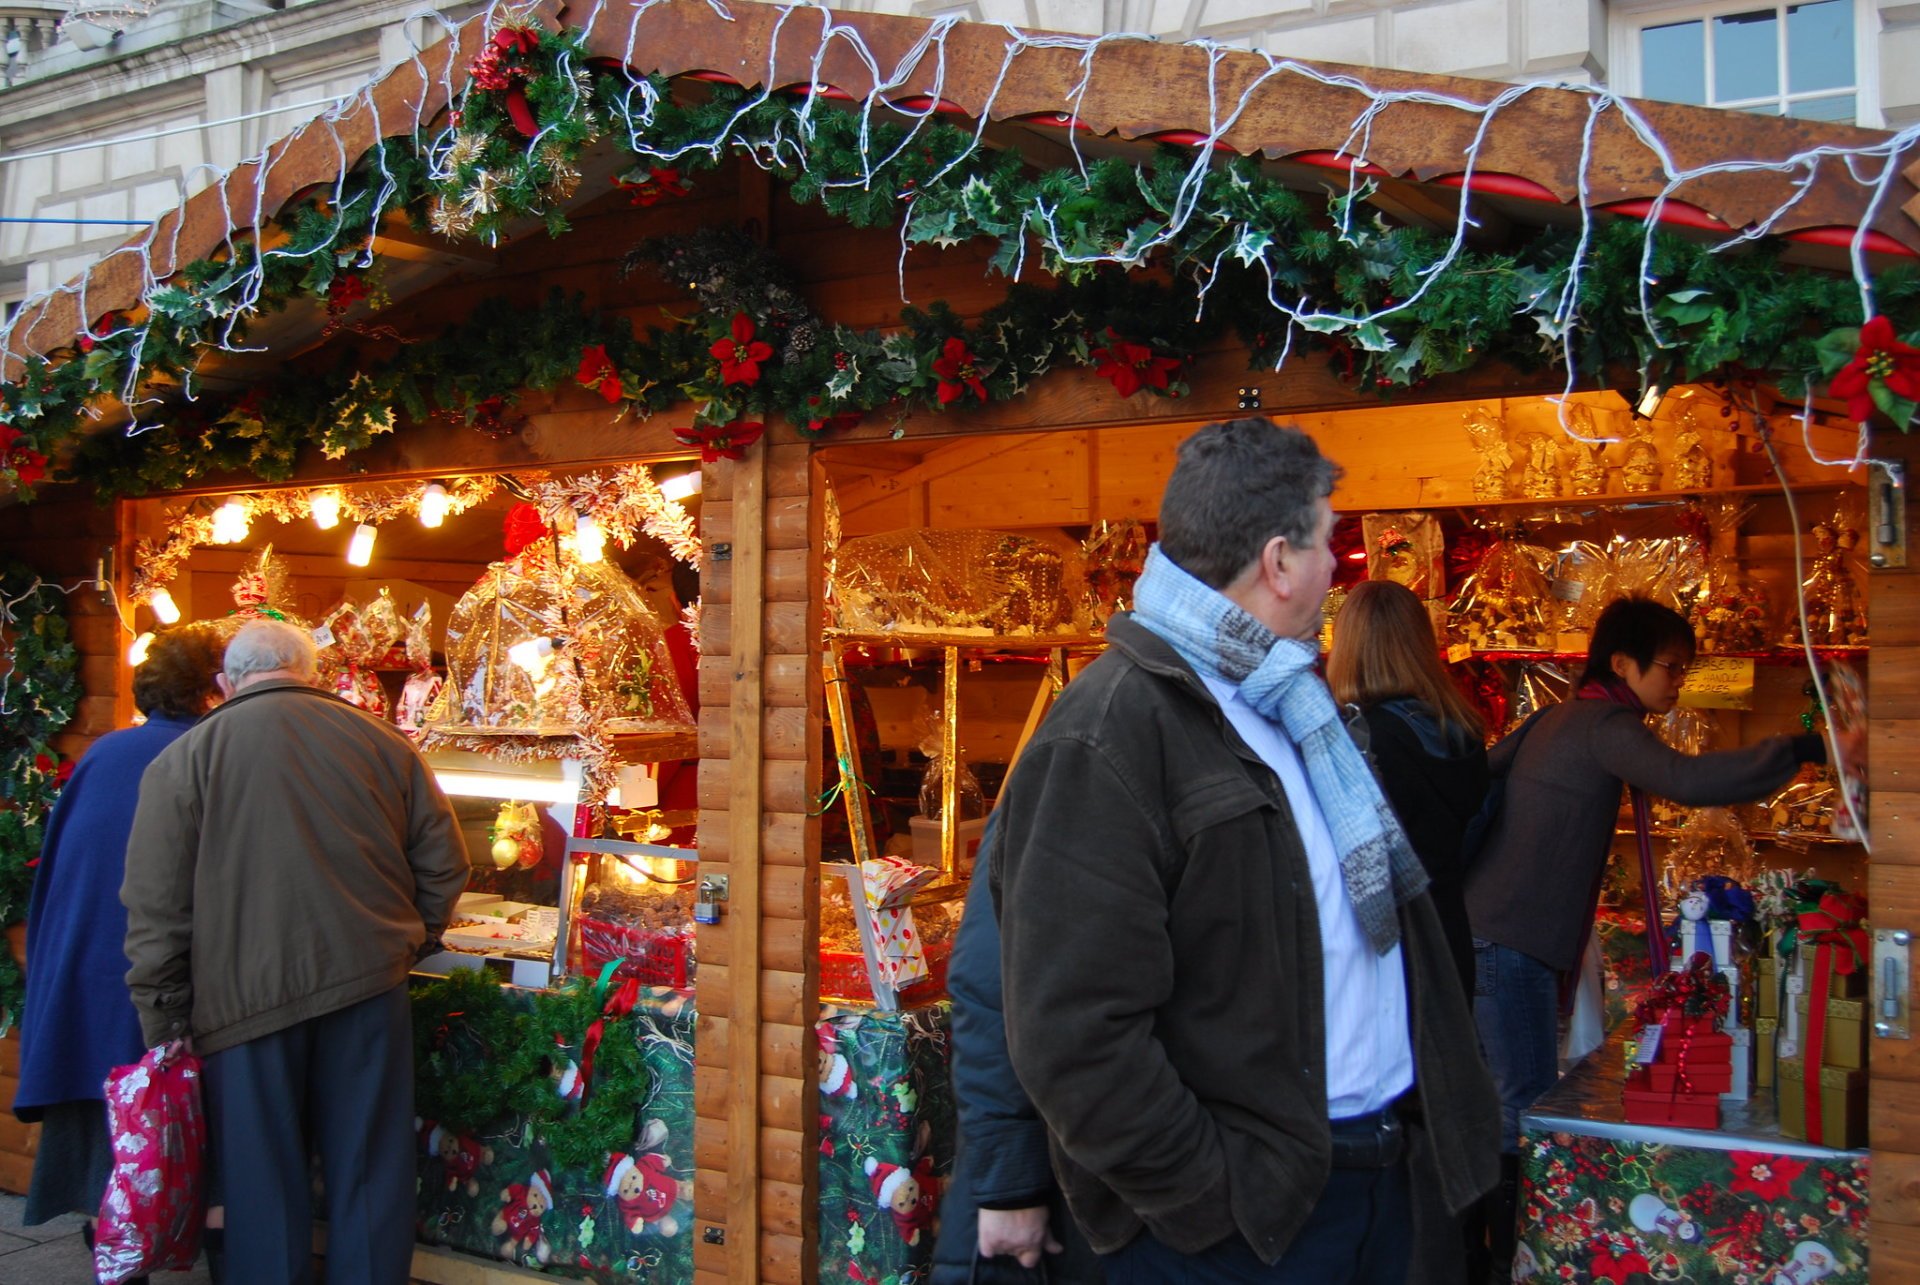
15, 623, 227, 1261
1328, 579, 1486, 997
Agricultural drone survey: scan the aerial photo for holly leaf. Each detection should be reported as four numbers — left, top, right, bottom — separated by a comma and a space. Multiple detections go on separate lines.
905, 204, 959, 248
959, 174, 1009, 232
1230, 225, 1272, 267
988, 232, 1024, 279
890, 1081, 917, 1112
1814, 326, 1864, 377
826, 359, 859, 400
577, 1212, 596, 1249
1655, 289, 1718, 327
1295, 313, 1348, 335
846, 1222, 865, 1255
1868, 379, 1919, 431
1351, 322, 1396, 353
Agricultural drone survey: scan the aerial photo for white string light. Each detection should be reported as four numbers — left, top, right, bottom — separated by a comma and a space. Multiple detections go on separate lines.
345, 522, 377, 567
418, 482, 451, 528
147, 586, 181, 624
310, 489, 342, 529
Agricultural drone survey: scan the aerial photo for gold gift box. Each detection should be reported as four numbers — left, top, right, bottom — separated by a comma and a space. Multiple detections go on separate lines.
1794, 950, 1867, 1001
1791, 994, 1868, 1070
1777, 1056, 1866, 1149
1757, 957, 1779, 1020
1756, 1017, 1777, 1088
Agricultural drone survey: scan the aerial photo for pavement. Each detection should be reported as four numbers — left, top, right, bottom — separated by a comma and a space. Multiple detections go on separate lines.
0, 1194, 214, 1285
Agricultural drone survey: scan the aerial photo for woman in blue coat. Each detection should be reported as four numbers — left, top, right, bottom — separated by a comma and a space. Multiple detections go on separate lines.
931, 813, 1104, 1284
15, 623, 226, 1228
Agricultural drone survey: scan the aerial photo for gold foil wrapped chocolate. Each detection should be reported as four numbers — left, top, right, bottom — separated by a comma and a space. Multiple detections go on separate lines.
1784, 514, 1868, 646
1564, 404, 1609, 496
1671, 404, 1712, 490
1622, 418, 1662, 493
425, 538, 694, 736
1518, 433, 1564, 499
1744, 768, 1837, 836
1692, 498, 1773, 653
1362, 512, 1444, 601
1082, 518, 1147, 626
831, 528, 1090, 637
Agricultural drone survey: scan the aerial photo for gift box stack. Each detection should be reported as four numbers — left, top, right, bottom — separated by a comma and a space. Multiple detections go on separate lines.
1666, 877, 1754, 1102
1776, 882, 1869, 1149
1624, 953, 1733, 1130
858, 854, 940, 994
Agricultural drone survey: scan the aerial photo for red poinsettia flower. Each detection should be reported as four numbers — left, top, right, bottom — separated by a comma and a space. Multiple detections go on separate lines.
711, 314, 774, 386
9, 447, 47, 489
614, 167, 690, 207
56, 759, 74, 786
1830, 315, 1920, 423
575, 344, 624, 403
1588, 1240, 1649, 1285
1090, 329, 1182, 398
674, 420, 765, 462
931, 336, 987, 405
327, 273, 369, 315
1728, 1150, 1808, 1204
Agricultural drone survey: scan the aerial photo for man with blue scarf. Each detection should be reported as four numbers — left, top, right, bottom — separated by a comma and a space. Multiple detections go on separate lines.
994, 418, 1499, 1282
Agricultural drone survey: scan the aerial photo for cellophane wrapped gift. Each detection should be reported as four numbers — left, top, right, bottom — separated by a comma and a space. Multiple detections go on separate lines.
1447, 533, 1554, 650
1743, 767, 1837, 837
1650, 707, 1716, 825
94, 1045, 206, 1283
1550, 536, 1704, 635
1082, 518, 1147, 626
1362, 512, 1444, 601
214, 546, 309, 635
426, 538, 694, 736
317, 591, 403, 717
1660, 809, 1760, 900
831, 529, 1090, 637
1688, 498, 1775, 653
1502, 661, 1570, 736
396, 601, 444, 739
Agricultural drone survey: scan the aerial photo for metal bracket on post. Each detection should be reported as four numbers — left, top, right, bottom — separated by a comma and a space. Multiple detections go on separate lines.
1870, 459, 1906, 568
1874, 927, 1911, 1040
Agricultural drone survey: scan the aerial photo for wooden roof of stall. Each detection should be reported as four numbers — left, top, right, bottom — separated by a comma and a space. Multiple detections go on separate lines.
10, 0, 1920, 364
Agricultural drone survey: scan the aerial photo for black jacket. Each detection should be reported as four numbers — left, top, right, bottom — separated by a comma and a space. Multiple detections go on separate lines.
993, 613, 1500, 1264
1362, 699, 1489, 999
930, 815, 1105, 1285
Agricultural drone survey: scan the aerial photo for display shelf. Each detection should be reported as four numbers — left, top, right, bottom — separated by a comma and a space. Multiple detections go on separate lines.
1370, 479, 1860, 515
1461, 646, 1866, 665
1617, 824, 1864, 848
825, 628, 1105, 651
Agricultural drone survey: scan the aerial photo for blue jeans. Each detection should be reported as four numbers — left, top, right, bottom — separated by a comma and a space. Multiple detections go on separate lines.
1100, 1160, 1411, 1284
1472, 941, 1560, 1154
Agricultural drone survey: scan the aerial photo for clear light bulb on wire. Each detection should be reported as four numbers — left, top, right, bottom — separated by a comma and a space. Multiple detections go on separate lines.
128, 632, 154, 666
147, 587, 181, 625
310, 490, 342, 530
346, 523, 377, 567
418, 482, 450, 528
659, 470, 702, 501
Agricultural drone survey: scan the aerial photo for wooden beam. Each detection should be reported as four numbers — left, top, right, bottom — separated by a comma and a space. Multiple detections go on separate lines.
725, 444, 767, 1280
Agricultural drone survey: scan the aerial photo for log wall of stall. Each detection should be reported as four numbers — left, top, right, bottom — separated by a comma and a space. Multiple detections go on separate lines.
1870, 428, 1920, 1278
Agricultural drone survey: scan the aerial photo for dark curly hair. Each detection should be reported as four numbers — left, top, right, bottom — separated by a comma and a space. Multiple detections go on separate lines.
133, 622, 227, 720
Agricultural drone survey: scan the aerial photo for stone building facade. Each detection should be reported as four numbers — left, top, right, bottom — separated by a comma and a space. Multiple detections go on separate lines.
1, 0, 1915, 311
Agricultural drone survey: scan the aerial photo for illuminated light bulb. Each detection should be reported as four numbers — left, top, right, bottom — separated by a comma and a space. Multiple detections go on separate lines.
573, 513, 605, 564
128, 632, 154, 666
148, 587, 181, 624
310, 490, 342, 530
507, 636, 556, 673
658, 470, 702, 502
346, 523, 377, 568
418, 482, 450, 528
1636, 386, 1665, 418
211, 499, 251, 545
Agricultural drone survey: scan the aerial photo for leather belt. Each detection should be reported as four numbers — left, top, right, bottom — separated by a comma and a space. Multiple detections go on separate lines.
1326, 1096, 1408, 1170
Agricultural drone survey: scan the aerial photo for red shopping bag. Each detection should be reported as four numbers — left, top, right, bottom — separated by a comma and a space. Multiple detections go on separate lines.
94, 1043, 207, 1283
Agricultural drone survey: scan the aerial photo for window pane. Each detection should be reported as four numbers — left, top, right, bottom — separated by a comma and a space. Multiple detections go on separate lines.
1642, 20, 1707, 105
1788, 0, 1852, 93
1788, 92, 1856, 121
1714, 10, 1780, 103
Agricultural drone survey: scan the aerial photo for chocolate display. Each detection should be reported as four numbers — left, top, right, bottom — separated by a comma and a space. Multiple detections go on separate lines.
832, 528, 1090, 637
1463, 405, 1514, 501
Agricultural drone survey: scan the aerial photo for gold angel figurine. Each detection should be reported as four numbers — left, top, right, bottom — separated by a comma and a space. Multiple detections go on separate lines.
1518, 432, 1564, 499
1622, 418, 1662, 493
1464, 406, 1513, 501
1671, 405, 1712, 491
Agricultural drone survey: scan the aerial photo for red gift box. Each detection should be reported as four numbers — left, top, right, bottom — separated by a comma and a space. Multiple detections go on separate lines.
1622, 1087, 1721, 1130
1659, 1010, 1722, 1037
1650, 1031, 1734, 1058
1638, 1060, 1733, 1094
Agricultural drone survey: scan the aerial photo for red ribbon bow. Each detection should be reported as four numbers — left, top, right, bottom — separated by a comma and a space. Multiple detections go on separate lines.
1797, 890, 1866, 1143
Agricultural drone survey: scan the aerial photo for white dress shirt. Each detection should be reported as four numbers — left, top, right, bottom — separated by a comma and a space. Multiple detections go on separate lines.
1202, 674, 1415, 1118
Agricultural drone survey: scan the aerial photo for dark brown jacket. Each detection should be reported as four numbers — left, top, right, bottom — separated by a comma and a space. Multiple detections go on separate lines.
1465, 699, 1812, 973
992, 614, 1499, 1264
122, 679, 469, 1053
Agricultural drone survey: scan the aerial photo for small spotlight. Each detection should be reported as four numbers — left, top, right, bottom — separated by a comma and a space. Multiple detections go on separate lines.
210, 499, 250, 545
418, 482, 450, 528
310, 490, 342, 530
573, 513, 606, 564
346, 523, 377, 568
659, 470, 702, 502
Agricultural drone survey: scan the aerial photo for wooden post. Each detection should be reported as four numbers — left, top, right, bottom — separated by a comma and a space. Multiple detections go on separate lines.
726, 443, 767, 1280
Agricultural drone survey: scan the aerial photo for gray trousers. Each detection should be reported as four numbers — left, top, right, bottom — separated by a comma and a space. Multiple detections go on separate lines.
202, 984, 415, 1285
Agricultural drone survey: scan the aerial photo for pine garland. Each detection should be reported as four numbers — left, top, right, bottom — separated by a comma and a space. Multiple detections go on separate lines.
4, 21, 1919, 502
0, 562, 80, 1029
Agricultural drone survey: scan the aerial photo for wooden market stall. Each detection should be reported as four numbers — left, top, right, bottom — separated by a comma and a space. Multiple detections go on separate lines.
0, 2, 1919, 1282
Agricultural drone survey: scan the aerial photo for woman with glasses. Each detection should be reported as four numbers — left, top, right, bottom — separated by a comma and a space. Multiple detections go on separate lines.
1463, 596, 1842, 1282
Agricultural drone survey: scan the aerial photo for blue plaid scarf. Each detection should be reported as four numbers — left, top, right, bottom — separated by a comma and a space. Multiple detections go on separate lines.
1131, 546, 1427, 953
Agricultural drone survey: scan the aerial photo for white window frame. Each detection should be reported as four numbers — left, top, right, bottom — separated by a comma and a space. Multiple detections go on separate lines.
1608, 0, 1881, 128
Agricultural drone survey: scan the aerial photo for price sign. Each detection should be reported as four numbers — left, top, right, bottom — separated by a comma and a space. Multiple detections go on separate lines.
1678, 656, 1755, 710
1446, 642, 1472, 664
